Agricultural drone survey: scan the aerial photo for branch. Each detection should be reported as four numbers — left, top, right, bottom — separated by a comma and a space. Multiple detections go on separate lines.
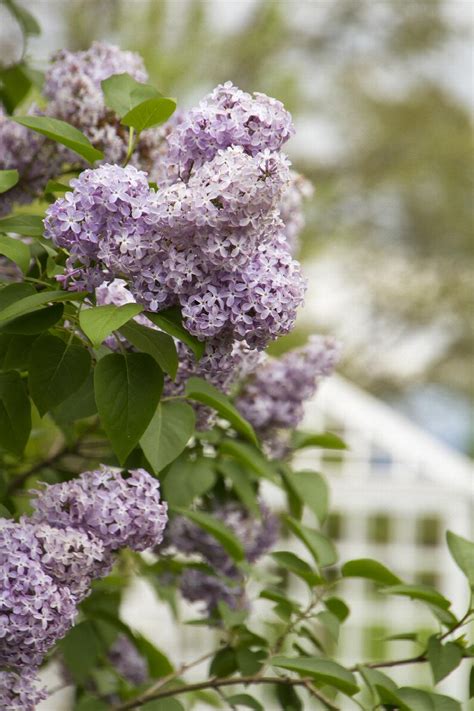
112, 674, 340, 711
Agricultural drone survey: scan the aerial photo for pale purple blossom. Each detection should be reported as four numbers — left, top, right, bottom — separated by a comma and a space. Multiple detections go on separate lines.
235, 335, 341, 455
30, 465, 168, 552
0, 669, 47, 711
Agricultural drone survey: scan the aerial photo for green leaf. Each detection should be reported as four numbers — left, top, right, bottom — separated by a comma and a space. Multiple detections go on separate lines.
226, 694, 263, 711
0, 303, 63, 334
142, 701, 184, 711
45, 179, 71, 194
140, 400, 195, 474
0, 234, 29, 274
0, 64, 32, 113
60, 621, 103, 685
119, 320, 178, 378
271, 551, 321, 587
29, 334, 91, 415
272, 656, 359, 696
0, 169, 19, 193
325, 597, 350, 622
94, 352, 163, 463
13, 116, 103, 163
0, 289, 87, 326
377, 687, 462, 711
0, 334, 37, 371
79, 303, 143, 348
469, 665, 474, 699
291, 431, 347, 450
0, 213, 44, 236
101, 72, 160, 117
275, 684, 303, 711
0, 371, 31, 455
146, 307, 204, 359
341, 558, 402, 585
282, 469, 329, 524
219, 439, 278, 482
217, 459, 259, 515
163, 455, 215, 507
209, 647, 238, 678
358, 665, 398, 694
121, 96, 176, 132
5, 0, 40, 35
185, 377, 257, 445
427, 636, 463, 683
286, 517, 338, 567
316, 610, 340, 641
74, 696, 109, 711
381, 584, 451, 610
52, 372, 97, 423
236, 647, 265, 675
132, 634, 174, 679
173, 508, 244, 562
0, 283, 34, 308
446, 530, 474, 586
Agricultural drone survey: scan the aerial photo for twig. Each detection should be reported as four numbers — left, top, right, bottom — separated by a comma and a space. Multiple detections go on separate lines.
112, 674, 337, 711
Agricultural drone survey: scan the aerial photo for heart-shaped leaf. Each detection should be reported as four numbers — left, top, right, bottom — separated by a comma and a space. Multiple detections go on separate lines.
140, 400, 195, 473
79, 303, 143, 348
121, 96, 176, 133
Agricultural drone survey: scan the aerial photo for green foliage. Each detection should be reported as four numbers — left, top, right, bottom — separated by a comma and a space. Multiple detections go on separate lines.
121, 96, 176, 133
0, 234, 30, 274
0, 169, 19, 193
272, 656, 359, 696
13, 116, 103, 163
101, 72, 161, 116
79, 303, 144, 348
446, 530, 474, 587
0, 370, 31, 455
146, 307, 204, 359
140, 400, 195, 474
162, 455, 215, 507
341, 558, 402, 585
185, 377, 258, 445
29, 333, 91, 415
0, 213, 44, 237
173, 508, 245, 562
427, 635, 463, 683
119, 321, 178, 378
94, 352, 163, 463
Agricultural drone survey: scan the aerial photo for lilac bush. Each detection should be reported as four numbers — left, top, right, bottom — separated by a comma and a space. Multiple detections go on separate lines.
0, 23, 470, 711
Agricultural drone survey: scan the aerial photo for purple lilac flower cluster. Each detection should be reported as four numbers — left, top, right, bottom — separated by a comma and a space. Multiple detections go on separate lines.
163, 502, 279, 614
30, 465, 168, 552
0, 669, 47, 711
235, 335, 341, 457
45, 151, 306, 348
0, 467, 167, 708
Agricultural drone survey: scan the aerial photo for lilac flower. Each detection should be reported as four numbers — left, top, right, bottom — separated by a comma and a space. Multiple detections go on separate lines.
108, 635, 148, 685
235, 335, 341, 455
30, 465, 168, 552
180, 569, 245, 614
0, 669, 47, 711
0, 521, 78, 667
162, 81, 294, 182
163, 502, 278, 613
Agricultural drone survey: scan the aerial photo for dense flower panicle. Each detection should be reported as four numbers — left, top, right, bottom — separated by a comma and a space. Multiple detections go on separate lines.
0, 522, 78, 668
0, 669, 47, 711
280, 171, 314, 253
180, 569, 244, 614
235, 335, 341, 454
161, 81, 294, 182
30, 465, 168, 552
31, 524, 108, 599
179, 239, 306, 347
164, 502, 279, 613
45, 157, 306, 348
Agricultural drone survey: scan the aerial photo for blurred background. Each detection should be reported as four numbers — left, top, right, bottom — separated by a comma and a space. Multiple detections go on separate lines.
2, 0, 470, 455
